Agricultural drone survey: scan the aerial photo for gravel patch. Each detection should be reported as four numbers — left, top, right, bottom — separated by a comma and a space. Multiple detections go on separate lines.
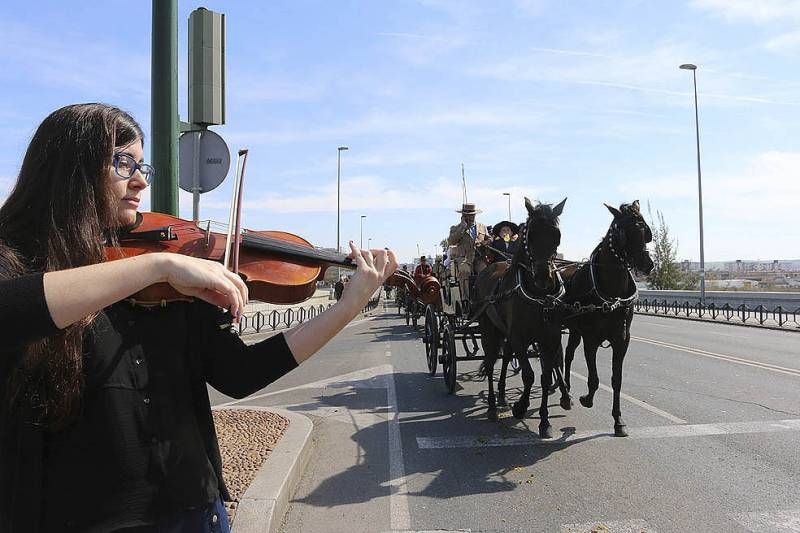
213, 409, 290, 527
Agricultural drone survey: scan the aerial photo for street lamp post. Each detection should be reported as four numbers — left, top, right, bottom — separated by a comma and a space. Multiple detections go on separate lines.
679, 63, 706, 306
336, 146, 349, 256
368, 237, 372, 249
502, 192, 511, 219
360, 215, 366, 249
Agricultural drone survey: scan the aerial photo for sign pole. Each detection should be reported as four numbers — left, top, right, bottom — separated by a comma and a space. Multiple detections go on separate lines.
192, 129, 201, 223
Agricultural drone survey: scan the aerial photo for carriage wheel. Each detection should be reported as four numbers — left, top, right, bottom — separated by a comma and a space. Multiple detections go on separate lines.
424, 306, 439, 376
441, 322, 458, 394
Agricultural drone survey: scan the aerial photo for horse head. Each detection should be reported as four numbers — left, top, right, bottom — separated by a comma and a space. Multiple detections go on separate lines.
603, 199, 654, 274
520, 197, 566, 289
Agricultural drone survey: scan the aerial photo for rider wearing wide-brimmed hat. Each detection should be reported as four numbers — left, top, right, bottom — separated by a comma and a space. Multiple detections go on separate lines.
447, 202, 489, 302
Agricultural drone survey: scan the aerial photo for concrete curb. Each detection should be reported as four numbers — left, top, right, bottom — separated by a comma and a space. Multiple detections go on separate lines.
213, 406, 314, 533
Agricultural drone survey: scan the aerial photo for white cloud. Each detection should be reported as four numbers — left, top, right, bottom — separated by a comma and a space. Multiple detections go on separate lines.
0, 22, 149, 98
224, 104, 549, 145
513, 0, 547, 17
469, 44, 800, 107
764, 29, 800, 52
690, 0, 800, 23
197, 174, 549, 215
616, 150, 800, 259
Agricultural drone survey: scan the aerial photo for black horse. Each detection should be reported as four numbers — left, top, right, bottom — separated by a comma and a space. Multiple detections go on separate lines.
562, 200, 654, 437
473, 197, 571, 438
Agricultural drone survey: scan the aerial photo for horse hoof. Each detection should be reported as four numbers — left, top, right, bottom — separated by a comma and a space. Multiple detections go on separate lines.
487, 408, 498, 421
579, 395, 593, 409
539, 424, 553, 439
614, 424, 628, 437
512, 403, 527, 420
560, 395, 573, 411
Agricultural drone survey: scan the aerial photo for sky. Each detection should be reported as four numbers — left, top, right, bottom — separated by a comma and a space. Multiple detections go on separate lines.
1, 0, 799, 264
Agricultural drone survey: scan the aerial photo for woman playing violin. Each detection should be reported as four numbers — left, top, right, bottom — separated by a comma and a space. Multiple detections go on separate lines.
0, 103, 397, 532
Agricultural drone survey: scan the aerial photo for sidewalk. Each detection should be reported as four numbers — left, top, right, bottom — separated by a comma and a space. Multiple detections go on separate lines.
213, 406, 314, 533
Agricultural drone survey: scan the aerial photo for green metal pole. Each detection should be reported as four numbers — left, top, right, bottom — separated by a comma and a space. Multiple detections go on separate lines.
151, 0, 179, 215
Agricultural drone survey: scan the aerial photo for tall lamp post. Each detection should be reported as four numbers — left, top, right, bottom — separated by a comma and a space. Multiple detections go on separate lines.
679, 63, 706, 306
336, 146, 349, 255
368, 237, 372, 249
360, 215, 366, 249
502, 192, 511, 219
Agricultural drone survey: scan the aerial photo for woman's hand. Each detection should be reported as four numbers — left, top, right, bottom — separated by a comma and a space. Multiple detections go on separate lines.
159, 254, 249, 318
340, 242, 398, 311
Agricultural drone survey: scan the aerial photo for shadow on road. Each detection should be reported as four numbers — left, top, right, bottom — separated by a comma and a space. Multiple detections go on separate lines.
287, 364, 603, 508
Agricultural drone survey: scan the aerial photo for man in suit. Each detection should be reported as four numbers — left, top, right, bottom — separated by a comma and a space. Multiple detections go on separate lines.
448, 202, 489, 304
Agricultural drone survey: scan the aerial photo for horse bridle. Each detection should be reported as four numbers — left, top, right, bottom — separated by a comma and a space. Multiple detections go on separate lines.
514, 217, 565, 305
604, 215, 650, 271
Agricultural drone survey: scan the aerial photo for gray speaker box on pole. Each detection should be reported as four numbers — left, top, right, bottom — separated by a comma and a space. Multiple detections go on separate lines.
189, 8, 225, 126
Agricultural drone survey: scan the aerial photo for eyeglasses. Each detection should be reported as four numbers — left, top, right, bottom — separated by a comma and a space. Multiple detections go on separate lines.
113, 153, 155, 185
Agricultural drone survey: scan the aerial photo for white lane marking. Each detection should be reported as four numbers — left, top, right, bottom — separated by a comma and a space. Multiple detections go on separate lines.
561, 519, 656, 532
387, 363, 411, 531
214, 364, 393, 407
415, 418, 800, 449
631, 336, 800, 378
569, 371, 687, 424
731, 508, 800, 532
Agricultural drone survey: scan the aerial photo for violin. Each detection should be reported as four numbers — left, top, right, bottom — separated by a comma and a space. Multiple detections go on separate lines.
106, 211, 356, 306
105, 149, 408, 307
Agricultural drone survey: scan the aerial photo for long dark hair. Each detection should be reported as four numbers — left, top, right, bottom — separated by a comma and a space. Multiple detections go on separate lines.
0, 103, 144, 429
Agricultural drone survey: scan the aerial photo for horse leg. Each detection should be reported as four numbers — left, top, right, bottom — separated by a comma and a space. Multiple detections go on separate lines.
537, 345, 555, 438
578, 339, 600, 409
611, 336, 630, 437
564, 329, 581, 392
552, 343, 573, 411
497, 341, 512, 406
479, 326, 502, 417
512, 346, 535, 420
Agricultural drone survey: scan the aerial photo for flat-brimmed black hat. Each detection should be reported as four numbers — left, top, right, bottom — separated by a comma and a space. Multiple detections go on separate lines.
491, 220, 519, 237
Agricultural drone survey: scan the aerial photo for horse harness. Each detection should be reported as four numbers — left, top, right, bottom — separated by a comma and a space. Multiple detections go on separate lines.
559, 222, 640, 320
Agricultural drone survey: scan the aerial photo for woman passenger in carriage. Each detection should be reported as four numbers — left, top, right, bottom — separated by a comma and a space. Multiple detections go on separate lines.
487, 220, 520, 263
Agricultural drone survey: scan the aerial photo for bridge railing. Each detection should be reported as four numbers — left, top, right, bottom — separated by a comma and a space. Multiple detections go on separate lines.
635, 298, 800, 330
235, 293, 382, 336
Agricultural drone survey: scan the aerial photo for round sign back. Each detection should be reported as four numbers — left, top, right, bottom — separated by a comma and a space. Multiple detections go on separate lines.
179, 129, 231, 193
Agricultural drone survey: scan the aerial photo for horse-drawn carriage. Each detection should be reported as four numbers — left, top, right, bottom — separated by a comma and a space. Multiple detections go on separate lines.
418, 197, 654, 438
387, 271, 441, 330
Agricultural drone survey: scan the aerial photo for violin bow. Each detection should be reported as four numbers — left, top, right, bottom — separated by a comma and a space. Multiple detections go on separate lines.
223, 149, 249, 273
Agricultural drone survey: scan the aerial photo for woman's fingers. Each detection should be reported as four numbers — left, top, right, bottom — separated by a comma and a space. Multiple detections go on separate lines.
349, 241, 368, 271
372, 249, 389, 277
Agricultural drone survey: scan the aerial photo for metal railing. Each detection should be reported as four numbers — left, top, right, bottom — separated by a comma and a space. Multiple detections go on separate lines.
235, 293, 382, 335
635, 298, 800, 330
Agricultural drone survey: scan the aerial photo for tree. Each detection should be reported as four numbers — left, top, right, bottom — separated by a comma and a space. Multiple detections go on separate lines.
646, 205, 683, 290
440, 239, 449, 252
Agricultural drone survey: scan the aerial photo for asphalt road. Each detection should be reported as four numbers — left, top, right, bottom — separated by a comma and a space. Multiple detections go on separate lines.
211, 303, 800, 533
